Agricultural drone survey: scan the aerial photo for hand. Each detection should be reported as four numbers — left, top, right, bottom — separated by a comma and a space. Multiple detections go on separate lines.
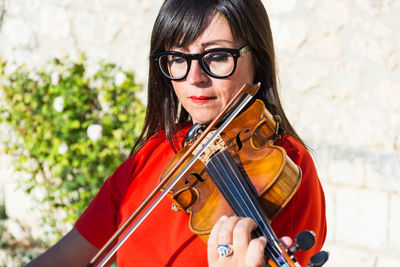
207, 215, 267, 267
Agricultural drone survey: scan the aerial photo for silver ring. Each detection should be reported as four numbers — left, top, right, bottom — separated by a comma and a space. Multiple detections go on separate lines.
217, 244, 233, 257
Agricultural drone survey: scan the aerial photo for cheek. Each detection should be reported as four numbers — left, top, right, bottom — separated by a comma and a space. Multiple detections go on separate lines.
229, 59, 255, 86
240, 55, 255, 81
171, 83, 185, 101
241, 63, 255, 83
227, 70, 254, 93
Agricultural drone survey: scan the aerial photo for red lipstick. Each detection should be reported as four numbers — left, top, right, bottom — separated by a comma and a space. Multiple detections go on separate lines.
189, 96, 215, 104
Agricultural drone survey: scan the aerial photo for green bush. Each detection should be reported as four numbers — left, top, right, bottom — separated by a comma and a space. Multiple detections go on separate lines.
0, 56, 145, 239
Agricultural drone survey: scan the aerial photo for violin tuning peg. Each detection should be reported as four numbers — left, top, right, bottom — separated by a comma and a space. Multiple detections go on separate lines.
296, 230, 316, 251
185, 123, 207, 143
288, 231, 316, 255
306, 251, 329, 267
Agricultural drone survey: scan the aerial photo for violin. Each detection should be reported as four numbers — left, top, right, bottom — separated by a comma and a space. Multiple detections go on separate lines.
161, 97, 301, 239
87, 83, 328, 267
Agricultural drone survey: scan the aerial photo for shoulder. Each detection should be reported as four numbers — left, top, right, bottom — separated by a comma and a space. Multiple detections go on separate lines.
117, 124, 191, 180
133, 123, 192, 160
112, 132, 168, 176
132, 131, 169, 161
274, 134, 313, 168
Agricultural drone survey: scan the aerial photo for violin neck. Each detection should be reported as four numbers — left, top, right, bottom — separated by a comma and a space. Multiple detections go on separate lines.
205, 150, 294, 267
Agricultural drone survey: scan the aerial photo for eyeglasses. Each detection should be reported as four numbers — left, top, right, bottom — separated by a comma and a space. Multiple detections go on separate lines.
152, 45, 251, 81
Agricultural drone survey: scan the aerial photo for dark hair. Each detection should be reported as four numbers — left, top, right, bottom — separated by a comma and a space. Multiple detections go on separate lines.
131, 0, 305, 153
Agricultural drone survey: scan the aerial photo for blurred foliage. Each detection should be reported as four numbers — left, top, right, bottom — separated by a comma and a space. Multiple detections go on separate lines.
0, 56, 145, 240
0, 221, 46, 266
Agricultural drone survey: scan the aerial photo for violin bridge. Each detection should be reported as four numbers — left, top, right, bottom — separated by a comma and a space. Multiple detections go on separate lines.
192, 130, 226, 165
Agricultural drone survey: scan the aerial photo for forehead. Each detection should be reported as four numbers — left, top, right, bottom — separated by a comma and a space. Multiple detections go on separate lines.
193, 14, 235, 46
171, 12, 238, 50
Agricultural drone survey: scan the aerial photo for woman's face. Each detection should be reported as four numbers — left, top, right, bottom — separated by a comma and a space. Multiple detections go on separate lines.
170, 13, 254, 124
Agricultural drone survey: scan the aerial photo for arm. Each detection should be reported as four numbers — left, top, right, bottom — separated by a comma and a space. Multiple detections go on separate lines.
26, 227, 98, 267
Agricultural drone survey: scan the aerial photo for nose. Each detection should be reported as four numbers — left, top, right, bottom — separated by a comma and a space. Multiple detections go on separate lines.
186, 60, 208, 85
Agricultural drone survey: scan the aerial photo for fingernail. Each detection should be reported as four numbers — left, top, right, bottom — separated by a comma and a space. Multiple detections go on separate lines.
258, 236, 267, 243
219, 215, 228, 222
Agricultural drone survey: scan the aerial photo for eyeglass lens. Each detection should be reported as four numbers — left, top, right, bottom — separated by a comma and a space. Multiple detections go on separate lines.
158, 51, 235, 79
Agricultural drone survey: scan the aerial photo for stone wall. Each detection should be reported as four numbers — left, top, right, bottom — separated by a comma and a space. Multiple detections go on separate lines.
0, 0, 399, 266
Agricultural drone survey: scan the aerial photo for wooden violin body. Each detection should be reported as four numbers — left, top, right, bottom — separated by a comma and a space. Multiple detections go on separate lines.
160, 99, 302, 242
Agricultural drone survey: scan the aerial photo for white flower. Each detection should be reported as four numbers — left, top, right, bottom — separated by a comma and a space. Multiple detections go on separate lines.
85, 63, 100, 79
28, 72, 41, 81
53, 96, 64, 112
38, 77, 45, 87
4, 64, 18, 76
0, 78, 10, 87
58, 143, 68, 154
51, 71, 60, 85
98, 90, 111, 114
114, 72, 127, 86
87, 124, 103, 141
89, 78, 103, 90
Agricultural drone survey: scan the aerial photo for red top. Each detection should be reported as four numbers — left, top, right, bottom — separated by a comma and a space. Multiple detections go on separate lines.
76, 128, 326, 267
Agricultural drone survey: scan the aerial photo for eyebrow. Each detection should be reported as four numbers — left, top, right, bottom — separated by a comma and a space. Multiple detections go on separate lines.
200, 40, 237, 47
174, 39, 237, 49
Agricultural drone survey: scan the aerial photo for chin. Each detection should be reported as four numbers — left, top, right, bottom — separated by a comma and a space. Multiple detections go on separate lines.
192, 115, 215, 124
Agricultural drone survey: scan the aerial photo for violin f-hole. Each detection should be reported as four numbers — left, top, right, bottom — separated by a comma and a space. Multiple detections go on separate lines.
234, 128, 250, 152
172, 187, 198, 211
185, 173, 205, 184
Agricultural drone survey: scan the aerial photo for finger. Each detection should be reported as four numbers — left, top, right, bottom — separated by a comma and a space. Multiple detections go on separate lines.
232, 217, 258, 258
217, 216, 240, 246
279, 236, 293, 249
244, 236, 267, 267
208, 215, 228, 262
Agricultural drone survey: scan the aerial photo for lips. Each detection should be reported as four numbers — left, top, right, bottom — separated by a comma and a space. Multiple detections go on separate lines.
190, 96, 213, 100
189, 95, 216, 104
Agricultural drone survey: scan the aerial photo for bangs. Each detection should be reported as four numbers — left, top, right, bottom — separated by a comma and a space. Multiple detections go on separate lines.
152, 0, 251, 53
153, 0, 219, 50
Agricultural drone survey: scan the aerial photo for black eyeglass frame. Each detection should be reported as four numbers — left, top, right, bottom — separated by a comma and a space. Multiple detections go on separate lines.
152, 45, 251, 81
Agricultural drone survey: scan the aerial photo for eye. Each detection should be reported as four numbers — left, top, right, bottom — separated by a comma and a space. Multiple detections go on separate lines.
207, 52, 230, 63
169, 55, 186, 64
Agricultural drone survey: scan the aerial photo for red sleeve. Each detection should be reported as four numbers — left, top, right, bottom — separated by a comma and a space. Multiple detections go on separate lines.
272, 135, 327, 266
74, 133, 167, 249
74, 155, 137, 248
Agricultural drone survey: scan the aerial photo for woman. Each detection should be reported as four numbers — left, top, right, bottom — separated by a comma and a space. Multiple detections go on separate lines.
27, 0, 326, 266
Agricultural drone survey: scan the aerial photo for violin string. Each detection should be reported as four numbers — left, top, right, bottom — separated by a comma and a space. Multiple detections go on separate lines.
218, 152, 284, 264
220, 152, 281, 243
206, 152, 287, 266
215, 153, 285, 265
206, 154, 282, 264
206, 148, 243, 216
219, 152, 286, 264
